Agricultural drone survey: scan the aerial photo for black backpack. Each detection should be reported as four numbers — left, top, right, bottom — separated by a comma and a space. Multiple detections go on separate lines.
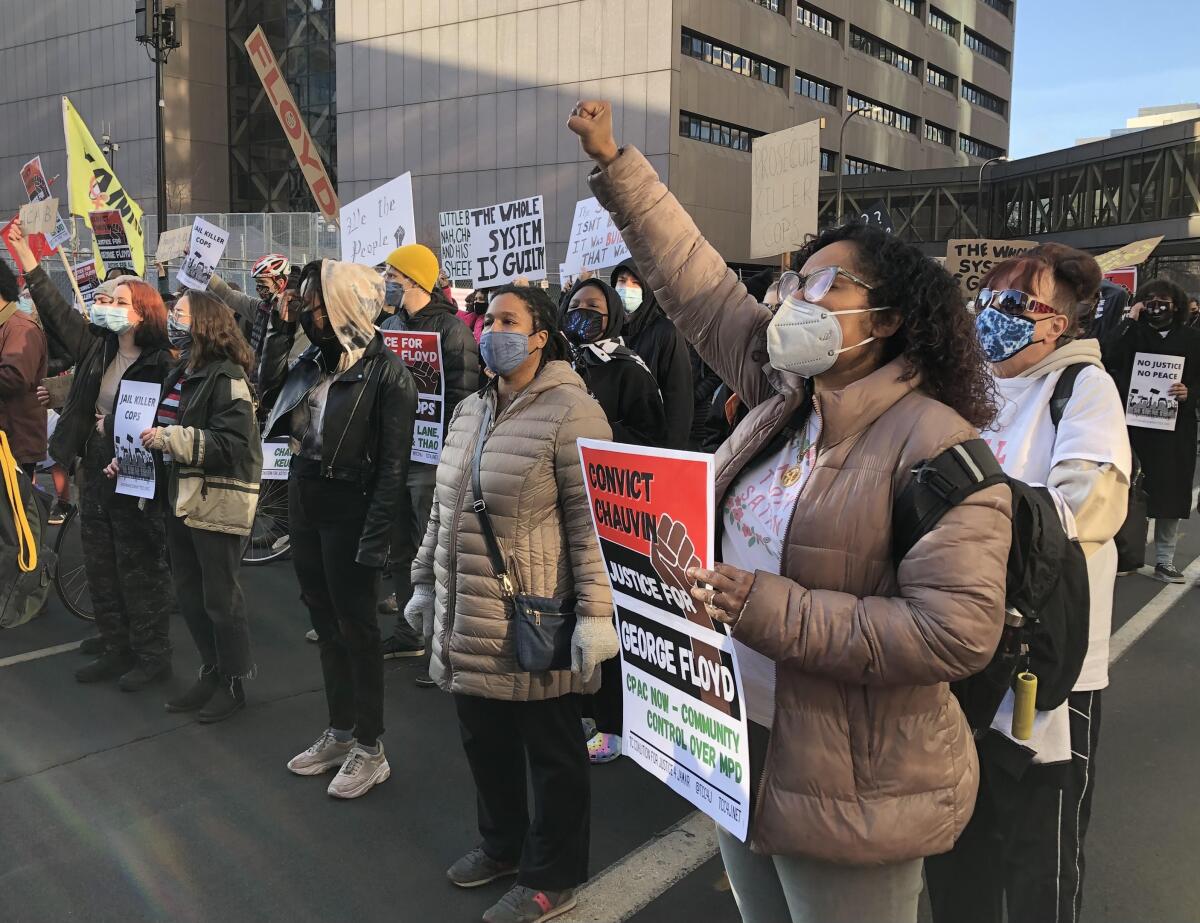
892, 365, 1092, 732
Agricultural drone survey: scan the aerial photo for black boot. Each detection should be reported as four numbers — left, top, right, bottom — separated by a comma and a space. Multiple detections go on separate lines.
165, 666, 220, 713
118, 659, 173, 692
197, 675, 246, 724
75, 650, 136, 683
79, 636, 105, 656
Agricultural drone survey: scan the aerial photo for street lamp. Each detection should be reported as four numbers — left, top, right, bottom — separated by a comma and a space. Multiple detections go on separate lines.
135, 1, 181, 254
836, 103, 873, 225
976, 155, 1006, 236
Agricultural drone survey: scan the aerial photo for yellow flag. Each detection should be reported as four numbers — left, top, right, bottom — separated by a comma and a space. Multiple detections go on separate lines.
62, 96, 145, 277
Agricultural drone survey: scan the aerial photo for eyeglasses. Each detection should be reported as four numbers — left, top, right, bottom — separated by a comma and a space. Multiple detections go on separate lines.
1144, 300, 1173, 312
977, 288, 1058, 317
777, 266, 875, 304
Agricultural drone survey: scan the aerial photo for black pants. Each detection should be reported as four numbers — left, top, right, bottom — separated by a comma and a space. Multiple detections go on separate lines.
79, 437, 174, 666
166, 515, 254, 678
289, 475, 384, 746
585, 652, 623, 736
455, 692, 591, 891
925, 691, 1102, 923
388, 464, 437, 645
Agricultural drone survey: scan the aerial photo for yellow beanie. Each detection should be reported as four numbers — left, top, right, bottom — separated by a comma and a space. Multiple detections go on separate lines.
385, 244, 440, 293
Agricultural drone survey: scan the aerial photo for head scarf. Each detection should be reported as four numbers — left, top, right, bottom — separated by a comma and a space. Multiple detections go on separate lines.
317, 260, 384, 372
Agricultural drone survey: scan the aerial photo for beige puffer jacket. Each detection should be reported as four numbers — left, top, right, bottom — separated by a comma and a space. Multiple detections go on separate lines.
591, 147, 1013, 865
413, 361, 615, 701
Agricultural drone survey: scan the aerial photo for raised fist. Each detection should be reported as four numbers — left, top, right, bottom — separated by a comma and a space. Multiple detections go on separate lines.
650, 512, 700, 606
566, 100, 619, 167
408, 360, 440, 394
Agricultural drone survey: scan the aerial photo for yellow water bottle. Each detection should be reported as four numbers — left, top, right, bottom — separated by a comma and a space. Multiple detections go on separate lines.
1011, 671, 1037, 740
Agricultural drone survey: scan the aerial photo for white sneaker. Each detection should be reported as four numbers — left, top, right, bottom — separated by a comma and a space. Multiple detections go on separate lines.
305, 629, 319, 643
287, 728, 356, 776
327, 742, 391, 799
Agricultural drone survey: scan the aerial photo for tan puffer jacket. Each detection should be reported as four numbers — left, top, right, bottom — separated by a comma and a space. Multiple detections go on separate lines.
413, 361, 614, 701
591, 147, 1013, 865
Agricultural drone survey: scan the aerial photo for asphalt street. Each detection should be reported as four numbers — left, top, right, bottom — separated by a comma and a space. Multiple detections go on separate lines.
0, 521, 1196, 922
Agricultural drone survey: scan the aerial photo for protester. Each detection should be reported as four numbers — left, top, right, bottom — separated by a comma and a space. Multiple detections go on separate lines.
0, 260, 49, 477
456, 289, 488, 344
1102, 278, 1200, 582
1187, 295, 1199, 328
406, 284, 617, 923
131, 290, 263, 722
10, 223, 177, 688
209, 253, 291, 362
925, 244, 1131, 923
609, 259, 693, 449
570, 99, 1011, 923
260, 259, 416, 798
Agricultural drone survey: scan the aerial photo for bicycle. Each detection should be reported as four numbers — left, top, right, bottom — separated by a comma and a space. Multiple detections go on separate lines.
241, 476, 290, 565
52, 502, 94, 621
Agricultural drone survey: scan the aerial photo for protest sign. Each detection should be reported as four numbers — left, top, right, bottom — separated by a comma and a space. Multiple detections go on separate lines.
178, 217, 230, 290
20, 156, 71, 250
467, 195, 546, 288
1, 218, 55, 267
1103, 267, 1137, 293
244, 26, 339, 223
260, 439, 292, 480
383, 330, 446, 465
155, 226, 192, 264
1125, 352, 1185, 432
578, 440, 751, 841
340, 173, 416, 266
19, 198, 59, 237
439, 209, 473, 283
89, 209, 133, 268
750, 120, 820, 259
945, 238, 1038, 296
73, 259, 99, 307
1095, 236, 1163, 274
113, 380, 159, 499
562, 197, 630, 275
857, 199, 895, 234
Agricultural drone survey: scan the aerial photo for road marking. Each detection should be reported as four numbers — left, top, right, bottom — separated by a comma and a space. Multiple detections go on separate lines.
1109, 555, 1200, 664
0, 640, 82, 669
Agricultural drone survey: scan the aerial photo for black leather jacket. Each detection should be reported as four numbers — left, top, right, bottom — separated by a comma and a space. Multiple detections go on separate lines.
261, 327, 417, 567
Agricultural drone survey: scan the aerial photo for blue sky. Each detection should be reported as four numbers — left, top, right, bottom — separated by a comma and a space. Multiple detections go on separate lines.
1008, 0, 1200, 158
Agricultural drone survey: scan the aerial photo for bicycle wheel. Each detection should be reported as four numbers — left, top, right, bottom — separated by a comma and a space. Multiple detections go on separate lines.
53, 504, 95, 621
242, 478, 291, 565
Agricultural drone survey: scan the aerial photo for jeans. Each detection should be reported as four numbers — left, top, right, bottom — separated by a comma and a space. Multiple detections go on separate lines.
454, 692, 591, 891
1153, 517, 1181, 566
166, 516, 254, 678
389, 464, 437, 645
289, 475, 384, 746
718, 828, 923, 923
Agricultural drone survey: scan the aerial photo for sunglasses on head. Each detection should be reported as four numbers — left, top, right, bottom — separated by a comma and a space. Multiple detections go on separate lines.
978, 288, 1058, 317
778, 265, 875, 304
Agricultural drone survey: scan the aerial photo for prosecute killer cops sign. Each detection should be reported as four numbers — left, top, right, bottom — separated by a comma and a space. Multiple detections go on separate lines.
578, 440, 751, 841
383, 330, 445, 465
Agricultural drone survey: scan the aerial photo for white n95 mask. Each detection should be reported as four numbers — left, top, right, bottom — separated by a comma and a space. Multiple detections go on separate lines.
766, 296, 889, 378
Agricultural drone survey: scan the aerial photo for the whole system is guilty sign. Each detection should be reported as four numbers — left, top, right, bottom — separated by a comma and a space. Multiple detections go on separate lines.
466, 195, 546, 288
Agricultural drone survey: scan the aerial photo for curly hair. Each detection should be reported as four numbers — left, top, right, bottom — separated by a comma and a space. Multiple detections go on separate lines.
1133, 277, 1191, 331
487, 283, 569, 364
792, 224, 997, 429
183, 289, 255, 376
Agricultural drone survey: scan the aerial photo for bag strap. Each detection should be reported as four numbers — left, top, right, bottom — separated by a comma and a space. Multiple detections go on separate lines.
1049, 363, 1090, 429
0, 431, 36, 573
471, 401, 516, 598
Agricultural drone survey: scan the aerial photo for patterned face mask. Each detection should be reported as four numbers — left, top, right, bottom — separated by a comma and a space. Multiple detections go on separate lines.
975, 306, 1050, 362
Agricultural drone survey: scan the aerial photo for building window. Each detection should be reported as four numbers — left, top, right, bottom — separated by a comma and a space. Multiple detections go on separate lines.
924, 121, 952, 146
964, 28, 1010, 68
961, 81, 1008, 116
928, 6, 959, 37
850, 27, 918, 76
752, 0, 786, 13
960, 134, 1006, 159
795, 72, 838, 106
980, 0, 1013, 17
679, 111, 763, 152
847, 93, 915, 133
844, 155, 895, 175
926, 64, 956, 93
796, 2, 840, 38
885, 0, 921, 15
820, 149, 836, 172
681, 28, 784, 88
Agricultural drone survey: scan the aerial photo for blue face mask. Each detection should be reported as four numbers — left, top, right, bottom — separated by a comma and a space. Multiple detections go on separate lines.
384, 281, 403, 308
616, 285, 643, 313
16, 295, 33, 315
89, 305, 133, 335
975, 307, 1047, 363
480, 330, 535, 377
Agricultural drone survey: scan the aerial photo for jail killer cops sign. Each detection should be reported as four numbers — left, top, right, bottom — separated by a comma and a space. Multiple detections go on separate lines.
466, 195, 546, 288
578, 440, 751, 841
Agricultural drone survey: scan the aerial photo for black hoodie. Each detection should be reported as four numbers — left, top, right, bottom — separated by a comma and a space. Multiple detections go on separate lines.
609, 259, 694, 449
562, 279, 666, 447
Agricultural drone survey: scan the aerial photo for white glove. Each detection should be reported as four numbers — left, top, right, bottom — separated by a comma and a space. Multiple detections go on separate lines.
570, 617, 619, 684
404, 584, 434, 634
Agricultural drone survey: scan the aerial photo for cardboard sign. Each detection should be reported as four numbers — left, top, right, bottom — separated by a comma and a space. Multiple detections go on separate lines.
339, 173, 416, 266
1095, 236, 1163, 274
155, 226, 192, 264
89, 209, 133, 268
1, 218, 55, 267
73, 259, 99, 307
244, 26, 339, 223
260, 439, 292, 480
113, 380, 159, 499
750, 120, 821, 258
1126, 352, 1185, 432
1103, 267, 1138, 294
945, 238, 1038, 296
20, 156, 71, 250
467, 195, 546, 288
19, 198, 59, 237
577, 440, 751, 841
562, 197, 631, 275
383, 330, 445, 465
439, 209, 473, 283
177, 217, 230, 290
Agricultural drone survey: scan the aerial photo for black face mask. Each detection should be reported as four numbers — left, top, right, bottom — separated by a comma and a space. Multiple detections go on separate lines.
563, 308, 606, 345
300, 309, 341, 350
471, 299, 488, 315
1145, 302, 1174, 330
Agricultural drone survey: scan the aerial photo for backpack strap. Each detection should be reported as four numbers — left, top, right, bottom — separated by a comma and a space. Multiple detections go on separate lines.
892, 438, 1006, 565
1049, 363, 1090, 429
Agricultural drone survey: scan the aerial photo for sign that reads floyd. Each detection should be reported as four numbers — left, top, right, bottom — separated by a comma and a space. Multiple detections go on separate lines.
578, 440, 751, 841
946, 238, 1038, 296
383, 330, 445, 465
244, 25, 340, 223
750, 120, 821, 259
439, 209, 472, 283
340, 173, 416, 266
467, 195, 546, 288
562, 197, 630, 275
89, 209, 132, 267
